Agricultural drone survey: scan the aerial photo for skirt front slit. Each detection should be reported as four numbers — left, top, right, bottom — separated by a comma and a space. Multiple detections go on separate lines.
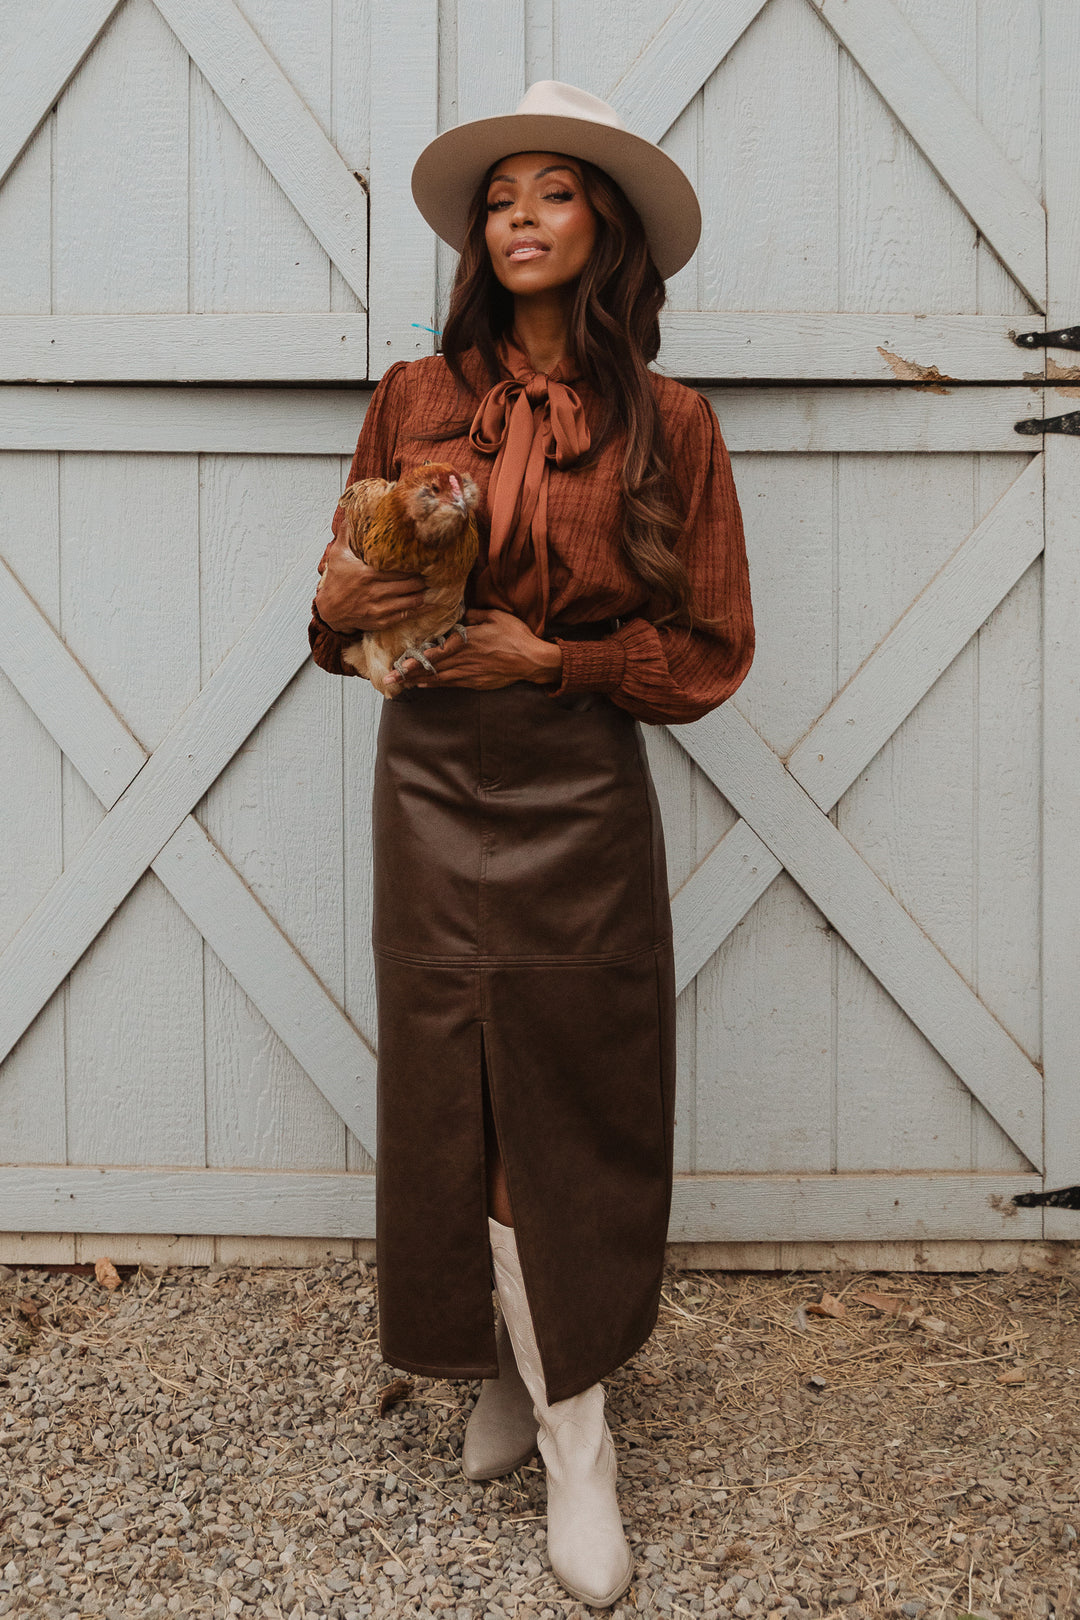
371, 681, 676, 1405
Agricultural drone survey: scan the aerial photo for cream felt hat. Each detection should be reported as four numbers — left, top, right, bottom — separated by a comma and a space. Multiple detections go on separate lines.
410, 80, 701, 280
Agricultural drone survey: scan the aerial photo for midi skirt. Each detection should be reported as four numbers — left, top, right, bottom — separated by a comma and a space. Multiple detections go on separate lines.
371, 679, 676, 1405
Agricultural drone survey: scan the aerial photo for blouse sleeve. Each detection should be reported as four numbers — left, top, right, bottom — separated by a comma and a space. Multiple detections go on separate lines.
550, 390, 755, 725
308, 361, 410, 675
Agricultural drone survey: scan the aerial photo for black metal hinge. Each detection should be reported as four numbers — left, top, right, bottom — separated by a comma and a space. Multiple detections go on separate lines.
1014, 410, 1080, 437
1012, 1183, 1080, 1209
1013, 325, 1080, 350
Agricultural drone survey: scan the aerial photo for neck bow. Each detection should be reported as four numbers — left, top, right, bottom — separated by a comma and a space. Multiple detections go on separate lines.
469, 332, 590, 633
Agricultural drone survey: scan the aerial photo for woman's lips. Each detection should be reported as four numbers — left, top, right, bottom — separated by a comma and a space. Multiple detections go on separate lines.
507, 240, 548, 260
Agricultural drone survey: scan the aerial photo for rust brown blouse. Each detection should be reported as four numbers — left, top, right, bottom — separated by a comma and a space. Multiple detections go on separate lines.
308, 348, 754, 726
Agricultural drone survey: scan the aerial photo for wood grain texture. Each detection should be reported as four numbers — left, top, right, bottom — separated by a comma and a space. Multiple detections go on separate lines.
0, 1166, 1041, 1244
607, 0, 769, 143
0, 386, 1045, 454
0, 315, 369, 384
674, 706, 1043, 1168
1042, 0, 1080, 1236
659, 313, 1038, 381
0, 551, 315, 1069
157, 0, 367, 305
0, 0, 120, 186
368, 0, 437, 372
814, 0, 1045, 310
0, 458, 65, 1165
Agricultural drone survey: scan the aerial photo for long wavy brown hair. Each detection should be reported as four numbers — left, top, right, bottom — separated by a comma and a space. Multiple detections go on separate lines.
428, 156, 697, 626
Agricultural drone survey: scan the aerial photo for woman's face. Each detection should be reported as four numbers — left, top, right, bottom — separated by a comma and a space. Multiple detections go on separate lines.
484, 151, 597, 298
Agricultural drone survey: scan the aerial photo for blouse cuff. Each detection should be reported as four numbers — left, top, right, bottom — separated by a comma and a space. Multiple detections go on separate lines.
551, 633, 628, 697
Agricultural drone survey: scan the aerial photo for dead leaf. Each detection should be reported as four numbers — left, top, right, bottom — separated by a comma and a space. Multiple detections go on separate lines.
15, 1297, 43, 1327
378, 1377, 414, 1415
94, 1257, 122, 1291
854, 1289, 911, 1317
806, 1292, 847, 1320
997, 1368, 1027, 1385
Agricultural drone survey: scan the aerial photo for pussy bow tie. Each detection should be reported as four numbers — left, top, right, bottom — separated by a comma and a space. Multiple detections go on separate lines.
468, 334, 590, 633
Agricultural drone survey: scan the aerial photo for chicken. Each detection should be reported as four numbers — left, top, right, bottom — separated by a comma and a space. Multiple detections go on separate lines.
317, 462, 479, 698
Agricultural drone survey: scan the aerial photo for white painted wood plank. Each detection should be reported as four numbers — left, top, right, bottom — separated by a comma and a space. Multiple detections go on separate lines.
0, 557, 145, 808
59, 452, 204, 1167
0, 386, 1044, 454
0, 551, 315, 1068
0, 553, 378, 1151
973, 0, 1042, 319
54, 0, 188, 315
0, 0, 120, 186
0, 1165, 1039, 1243
0, 386, 374, 453
704, 389, 1046, 453
157, 820, 377, 1154
699, 0, 837, 317
329, 0, 371, 320
0, 310, 374, 382
831, 453, 981, 1174
607, 0, 769, 144
155, 0, 367, 306
0, 117, 50, 313
0, 456, 65, 1163
971, 453, 1042, 1132
456, 0, 525, 121
189, 0, 335, 318
198, 451, 372, 1171
668, 1171, 1042, 1243
659, 313, 1038, 381
787, 456, 1043, 808
837, 0, 975, 321
368, 0, 438, 372
673, 706, 1043, 1167
812, 0, 1046, 310
672, 820, 782, 995
0, 1166, 375, 1237
1041, 0, 1080, 1234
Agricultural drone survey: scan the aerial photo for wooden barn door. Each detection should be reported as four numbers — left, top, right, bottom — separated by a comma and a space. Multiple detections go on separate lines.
0, 0, 386, 1258
604, 0, 1078, 1254
2, 0, 1078, 1261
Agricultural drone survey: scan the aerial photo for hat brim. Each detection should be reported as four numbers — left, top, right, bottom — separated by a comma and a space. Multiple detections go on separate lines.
410, 112, 701, 281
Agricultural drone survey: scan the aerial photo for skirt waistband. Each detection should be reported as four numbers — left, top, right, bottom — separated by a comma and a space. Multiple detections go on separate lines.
544, 616, 623, 641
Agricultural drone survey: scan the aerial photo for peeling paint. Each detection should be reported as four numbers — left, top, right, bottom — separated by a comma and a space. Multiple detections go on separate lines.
987, 1192, 1019, 1219
876, 346, 954, 393
1022, 369, 1045, 383
1047, 356, 1080, 382
1054, 385, 1080, 400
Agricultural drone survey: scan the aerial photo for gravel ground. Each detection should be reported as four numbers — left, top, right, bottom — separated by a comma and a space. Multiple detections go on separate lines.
1, 1255, 1079, 1620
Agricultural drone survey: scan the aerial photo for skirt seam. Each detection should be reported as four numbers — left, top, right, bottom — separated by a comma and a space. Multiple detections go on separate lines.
373, 941, 672, 969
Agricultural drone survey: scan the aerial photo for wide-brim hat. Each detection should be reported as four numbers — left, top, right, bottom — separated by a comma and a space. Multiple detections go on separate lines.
410, 80, 701, 281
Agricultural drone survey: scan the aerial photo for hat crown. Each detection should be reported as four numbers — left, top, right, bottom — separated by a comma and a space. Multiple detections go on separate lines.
512, 80, 627, 133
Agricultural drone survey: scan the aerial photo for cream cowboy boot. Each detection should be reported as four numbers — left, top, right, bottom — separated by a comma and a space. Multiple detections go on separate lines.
488, 1216, 633, 1608
462, 1300, 539, 1480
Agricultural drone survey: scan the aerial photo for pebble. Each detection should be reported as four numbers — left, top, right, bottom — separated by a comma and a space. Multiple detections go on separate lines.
1, 1262, 1078, 1618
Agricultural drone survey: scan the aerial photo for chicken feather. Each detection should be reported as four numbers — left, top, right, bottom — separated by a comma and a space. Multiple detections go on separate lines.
318, 463, 479, 698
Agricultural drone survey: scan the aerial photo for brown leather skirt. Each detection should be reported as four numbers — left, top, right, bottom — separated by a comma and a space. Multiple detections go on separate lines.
371, 679, 676, 1404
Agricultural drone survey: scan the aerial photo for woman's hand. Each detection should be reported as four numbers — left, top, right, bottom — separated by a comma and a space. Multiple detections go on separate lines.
386, 607, 563, 693
316, 528, 426, 634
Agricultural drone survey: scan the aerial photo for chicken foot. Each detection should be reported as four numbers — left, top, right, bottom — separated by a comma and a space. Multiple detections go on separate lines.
390, 621, 469, 679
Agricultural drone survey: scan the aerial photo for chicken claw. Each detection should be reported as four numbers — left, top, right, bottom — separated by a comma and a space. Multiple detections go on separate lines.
393, 644, 439, 677
423, 622, 470, 651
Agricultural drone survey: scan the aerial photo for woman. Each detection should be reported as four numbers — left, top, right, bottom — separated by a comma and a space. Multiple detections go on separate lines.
309, 81, 754, 1608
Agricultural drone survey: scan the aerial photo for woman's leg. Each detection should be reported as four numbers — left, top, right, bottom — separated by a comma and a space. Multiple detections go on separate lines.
481, 1043, 514, 1226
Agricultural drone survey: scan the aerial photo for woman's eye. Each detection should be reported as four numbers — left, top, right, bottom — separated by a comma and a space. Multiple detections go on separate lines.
544, 189, 574, 202
486, 198, 511, 211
